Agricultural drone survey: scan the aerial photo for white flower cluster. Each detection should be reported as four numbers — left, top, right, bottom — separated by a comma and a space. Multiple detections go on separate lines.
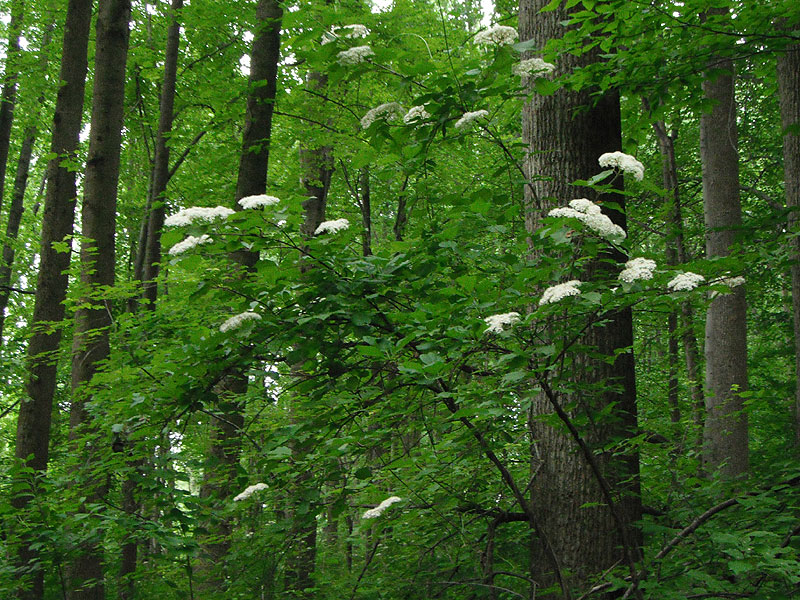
619, 257, 657, 283
667, 272, 705, 291
455, 109, 489, 130
164, 206, 235, 227
337, 45, 374, 66
168, 234, 213, 256
239, 194, 280, 209
233, 482, 268, 502
362, 496, 402, 519
315, 218, 350, 235
539, 280, 581, 305
598, 151, 645, 181
361, 102, 403, 129
323, 23, 370, 44
512, 58, 555, 77
403, 105, 431, 124
709, 275, 745, 298
474, 24, 518, 46
220, 311, 262, 333
548, 198, 626, 241
484, 312, 521, 334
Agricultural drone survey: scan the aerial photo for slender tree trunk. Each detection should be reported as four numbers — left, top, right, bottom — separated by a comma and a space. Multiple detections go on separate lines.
12, 1, 93, 597
777, 40, 800, 449
520, 0, 642, 595
0, 0, 24, 216
359, 168, 371, 256
195, 0, 282, 591
700, 52, 749, 478
0, 24, 54, 346
66, 0, 131, 597
140, 0, 183, 308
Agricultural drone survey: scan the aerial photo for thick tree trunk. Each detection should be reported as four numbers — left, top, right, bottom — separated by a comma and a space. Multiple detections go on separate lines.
195, 0, 282, 591
66, 0, 131, 597
520, 0, 642, 595
12, 1, 93, 597
141, 0, 183, 307
777, 41, 800, 449
700, 56, 749, 478
0, 0, 24, 217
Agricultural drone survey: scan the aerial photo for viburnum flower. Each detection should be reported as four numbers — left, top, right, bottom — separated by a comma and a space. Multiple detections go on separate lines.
547, 198, 626, 241
239, 194, 280, 209
539, 280, 581, 305
598, 151, 645, 181
220, 311, 262, 333
513, 58, 555, 77
667, 272, 705, 291
164, 206, 234, 227
455, 109, 489, 130
233, 483, 268, 502
361, 102, 403, 129
474, 24, 518, 46
484, 312, 521, 334
337, 45, 374, 66
168, 234, 213, 256
362, 496, 402, 519
314, 218, 350, 235
619, 257, 657, 283
403, 105, 431, 124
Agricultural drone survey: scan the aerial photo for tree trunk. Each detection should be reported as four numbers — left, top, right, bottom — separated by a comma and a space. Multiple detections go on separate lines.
0, 0, 24, 217
66, 0, 131, 597
140, 0, 183, 308
777, 40, 800, 449
700, 54, 749, 478
12, 1, 93, 597
195, 0, 283, 591
520, 0, 642, 595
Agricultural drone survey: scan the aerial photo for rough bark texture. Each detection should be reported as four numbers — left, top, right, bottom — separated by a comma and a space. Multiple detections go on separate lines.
700, 57, 749, 478
195, 0, 282, 591
778, 42, 800, 449
520, 0, 642, 595
66, 0, 131, 597
0, 0, 24, 217
13, 1, 93, 597
141, 0, 183, 307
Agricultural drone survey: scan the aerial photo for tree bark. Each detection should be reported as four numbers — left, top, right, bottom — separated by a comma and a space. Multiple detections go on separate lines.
777, 40, 800, 449
12, 1, 93, 597
140, 0, 184, 308
0, 0, 24, 217
700, 53, 749, 478
66, 0, 131, 597
195, 0, 282, 591
520, 0, 642, 595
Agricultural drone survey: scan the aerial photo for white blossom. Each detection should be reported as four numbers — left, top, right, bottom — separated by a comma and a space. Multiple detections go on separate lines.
454, 109, 489, 130
168, 234, 213, 256
233, 483, 268, 502
474, 25, 518, 46
337, 45, 374, 66
239, 194, 280, 209
598, 151, 645, 181
403, 105, 431, 124
484, 312, 521, 334
619, 257, 657, 283
315, 218, 350, 235
362, 496, 402, 519
547, 198, 626, 241
164, 206, 235, 227
322, 24, 371, 44
667, 272, 705, 292
539, 280, 581, 305
709, 275, 746, 298
513, 57, 555, 77
220, 311, 262, 333
361, 102, 403, 129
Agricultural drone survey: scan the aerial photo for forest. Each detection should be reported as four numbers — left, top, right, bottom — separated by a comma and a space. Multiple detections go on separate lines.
0, 0, 798, 598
